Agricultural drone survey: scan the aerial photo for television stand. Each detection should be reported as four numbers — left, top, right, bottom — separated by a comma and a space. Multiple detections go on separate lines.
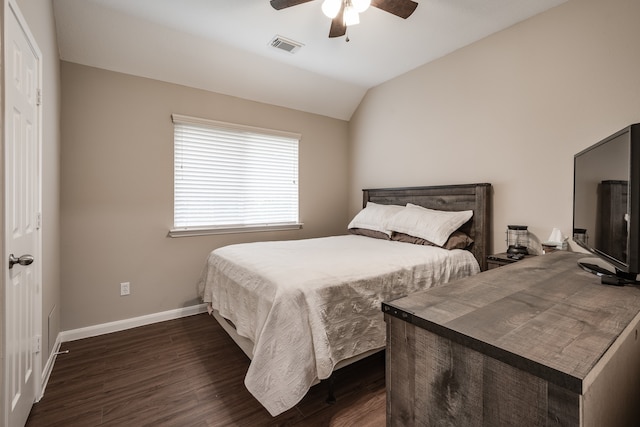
578, 257, 639, 286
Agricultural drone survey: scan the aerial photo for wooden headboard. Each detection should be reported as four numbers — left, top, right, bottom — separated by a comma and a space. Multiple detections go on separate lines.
363, 183, 492, 271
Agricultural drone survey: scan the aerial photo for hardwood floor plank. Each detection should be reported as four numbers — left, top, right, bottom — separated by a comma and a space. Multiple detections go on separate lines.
101, 378, 197, 425
26, 313, 386, 426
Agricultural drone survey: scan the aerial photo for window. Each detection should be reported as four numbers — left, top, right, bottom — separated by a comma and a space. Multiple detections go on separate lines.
170, 114, 301, 237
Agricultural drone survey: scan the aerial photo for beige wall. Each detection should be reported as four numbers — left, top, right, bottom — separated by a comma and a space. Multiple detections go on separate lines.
60, 62, 349, 330
0, 0, 61, 412
350, 0, 640, 255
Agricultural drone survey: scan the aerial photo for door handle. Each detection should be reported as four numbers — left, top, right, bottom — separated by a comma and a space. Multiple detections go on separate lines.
9, 254, 34, 269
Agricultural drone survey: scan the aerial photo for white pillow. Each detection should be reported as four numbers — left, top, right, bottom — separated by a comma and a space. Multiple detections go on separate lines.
348, 202, 405, 236
386, 203, 473, 246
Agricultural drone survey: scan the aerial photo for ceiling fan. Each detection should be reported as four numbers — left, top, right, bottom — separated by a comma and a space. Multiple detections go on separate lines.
270, 0, 419, 39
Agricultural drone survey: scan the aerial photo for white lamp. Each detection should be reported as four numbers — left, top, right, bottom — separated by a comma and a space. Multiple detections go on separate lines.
352, 0, 371, 13
323, 0, 369, 26
343, 3, 360, 26
321, 0, 341, 18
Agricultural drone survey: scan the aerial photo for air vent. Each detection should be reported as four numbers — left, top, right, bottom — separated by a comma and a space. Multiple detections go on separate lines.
269, 35, 303, 54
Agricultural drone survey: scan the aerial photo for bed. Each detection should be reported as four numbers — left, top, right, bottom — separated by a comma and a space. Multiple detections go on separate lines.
197, 183, 492, 416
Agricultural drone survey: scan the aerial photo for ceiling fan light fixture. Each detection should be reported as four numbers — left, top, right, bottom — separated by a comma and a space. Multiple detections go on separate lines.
321, 0, 341, 19
352, 0, 370, 13
343, 4, 360, 26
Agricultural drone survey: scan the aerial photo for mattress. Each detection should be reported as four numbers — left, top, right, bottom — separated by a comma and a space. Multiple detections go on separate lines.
197, 234, 480, 416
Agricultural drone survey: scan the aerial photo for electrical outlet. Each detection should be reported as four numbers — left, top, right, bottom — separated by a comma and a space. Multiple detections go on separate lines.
120, 282, 130, 296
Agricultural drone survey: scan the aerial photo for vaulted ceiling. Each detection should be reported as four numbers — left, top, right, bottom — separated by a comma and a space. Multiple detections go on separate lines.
52, 0, 566, 120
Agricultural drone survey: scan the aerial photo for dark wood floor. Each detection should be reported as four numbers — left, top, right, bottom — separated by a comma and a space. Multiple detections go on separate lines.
25, 313, 386, 426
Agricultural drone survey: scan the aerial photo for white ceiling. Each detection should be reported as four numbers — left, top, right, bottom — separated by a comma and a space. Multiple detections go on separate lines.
52, 0, 566, 120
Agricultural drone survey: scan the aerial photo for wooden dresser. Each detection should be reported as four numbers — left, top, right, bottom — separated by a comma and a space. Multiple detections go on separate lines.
383, 251, 640, 426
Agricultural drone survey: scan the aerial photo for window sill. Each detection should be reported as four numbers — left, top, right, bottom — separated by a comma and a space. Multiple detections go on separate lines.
168, 223, 303, 238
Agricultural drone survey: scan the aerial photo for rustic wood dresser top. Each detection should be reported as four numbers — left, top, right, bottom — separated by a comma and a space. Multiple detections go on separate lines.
383, 251, 640, 393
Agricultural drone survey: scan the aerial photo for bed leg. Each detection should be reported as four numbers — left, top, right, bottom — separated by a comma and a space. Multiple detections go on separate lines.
326, 375, 336, 405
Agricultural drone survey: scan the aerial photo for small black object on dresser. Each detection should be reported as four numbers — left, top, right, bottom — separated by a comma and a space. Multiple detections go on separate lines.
486, 252, 536, 269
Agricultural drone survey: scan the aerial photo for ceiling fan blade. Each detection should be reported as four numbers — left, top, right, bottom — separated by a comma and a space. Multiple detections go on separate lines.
270, 0, 314, 10
371, 0, 418, 19
329, 3, 346, 38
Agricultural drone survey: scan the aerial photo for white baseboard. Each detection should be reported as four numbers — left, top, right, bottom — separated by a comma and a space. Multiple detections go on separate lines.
38, 331, 63, 401
59, 303, 208, 343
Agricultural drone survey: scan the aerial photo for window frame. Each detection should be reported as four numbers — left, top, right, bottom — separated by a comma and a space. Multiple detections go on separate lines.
169, 114, 302, 237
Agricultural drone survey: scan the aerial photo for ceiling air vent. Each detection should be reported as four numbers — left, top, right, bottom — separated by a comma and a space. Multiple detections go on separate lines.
269, 35, 303, 54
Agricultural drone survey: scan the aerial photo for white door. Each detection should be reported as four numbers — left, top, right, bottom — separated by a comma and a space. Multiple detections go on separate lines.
4, 1, 42, 426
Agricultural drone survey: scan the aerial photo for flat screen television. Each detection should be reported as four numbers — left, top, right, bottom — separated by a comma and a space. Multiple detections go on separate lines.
573, 123, 640, 284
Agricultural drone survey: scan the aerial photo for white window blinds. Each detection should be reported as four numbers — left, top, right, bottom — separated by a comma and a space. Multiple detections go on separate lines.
172, 114, 301, 235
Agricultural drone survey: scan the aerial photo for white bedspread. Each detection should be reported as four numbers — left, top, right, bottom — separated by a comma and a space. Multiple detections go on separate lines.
197, 235, 480, 416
